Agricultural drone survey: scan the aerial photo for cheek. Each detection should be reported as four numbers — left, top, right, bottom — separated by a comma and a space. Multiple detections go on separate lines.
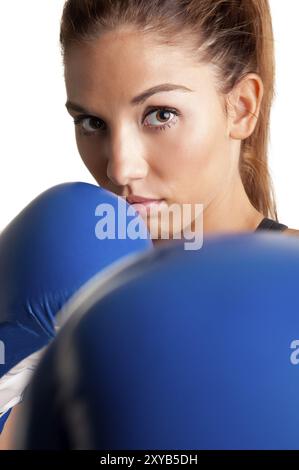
156, 113, 230, 203
75, 135, 108, 183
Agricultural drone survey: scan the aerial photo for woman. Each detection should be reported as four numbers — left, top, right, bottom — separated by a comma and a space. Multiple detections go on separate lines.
60, 0, 298, 241
1, 0, 299, 448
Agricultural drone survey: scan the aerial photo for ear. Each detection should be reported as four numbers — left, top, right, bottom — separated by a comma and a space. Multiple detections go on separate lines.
226, 73, 264, 140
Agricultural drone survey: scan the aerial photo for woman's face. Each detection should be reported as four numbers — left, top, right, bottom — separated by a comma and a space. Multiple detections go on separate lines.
64, 28, 242, 239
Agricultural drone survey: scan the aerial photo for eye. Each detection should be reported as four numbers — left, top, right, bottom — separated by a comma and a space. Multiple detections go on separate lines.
73, 116, 105, 136
143, 107, 180, 131
73, 106, 180, 137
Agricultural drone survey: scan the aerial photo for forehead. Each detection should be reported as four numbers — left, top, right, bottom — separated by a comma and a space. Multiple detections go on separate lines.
64, 29, 212, 100
65, 28, 191, 72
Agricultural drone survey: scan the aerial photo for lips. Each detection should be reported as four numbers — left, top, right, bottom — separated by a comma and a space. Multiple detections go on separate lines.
126, 196, 165, 217
126, 195, 162, 205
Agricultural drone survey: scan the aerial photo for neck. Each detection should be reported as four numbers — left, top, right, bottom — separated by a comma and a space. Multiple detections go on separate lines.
151, 175, 265, 248
202, 175, 264, 236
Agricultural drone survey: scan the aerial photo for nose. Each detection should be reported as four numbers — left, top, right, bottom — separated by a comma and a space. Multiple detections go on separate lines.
106, 126, 149, 187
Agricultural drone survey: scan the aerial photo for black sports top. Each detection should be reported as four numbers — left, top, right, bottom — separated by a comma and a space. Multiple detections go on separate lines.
255, 217, 288, 232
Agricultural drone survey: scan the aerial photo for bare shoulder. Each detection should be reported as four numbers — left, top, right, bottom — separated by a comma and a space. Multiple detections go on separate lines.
284, 228, 299, 237
0, 403, 22, 449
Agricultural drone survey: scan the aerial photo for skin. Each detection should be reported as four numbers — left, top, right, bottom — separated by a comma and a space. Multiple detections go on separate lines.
63, 27, 299, 241
0, 404, 21, 450
63, 27, 272, 244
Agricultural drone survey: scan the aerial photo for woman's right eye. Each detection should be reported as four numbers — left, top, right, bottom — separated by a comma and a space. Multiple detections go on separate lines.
73, 116, 105, 136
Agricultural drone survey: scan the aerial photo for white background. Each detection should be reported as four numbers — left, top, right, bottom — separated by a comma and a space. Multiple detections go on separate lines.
0, 0, 297, 231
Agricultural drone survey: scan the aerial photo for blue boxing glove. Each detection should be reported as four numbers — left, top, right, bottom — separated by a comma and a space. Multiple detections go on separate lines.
0, 410, 11, 433
15, 231, 299, 450
0, 181, 152, 425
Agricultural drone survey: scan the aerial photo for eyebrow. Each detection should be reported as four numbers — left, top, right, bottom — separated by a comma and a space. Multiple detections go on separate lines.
65, 83, 194, 114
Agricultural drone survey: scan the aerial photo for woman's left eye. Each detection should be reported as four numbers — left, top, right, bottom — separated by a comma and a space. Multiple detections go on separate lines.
143, 107, 179, 131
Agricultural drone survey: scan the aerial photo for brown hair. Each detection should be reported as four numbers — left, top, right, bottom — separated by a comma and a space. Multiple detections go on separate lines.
60, 0, 278, 220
